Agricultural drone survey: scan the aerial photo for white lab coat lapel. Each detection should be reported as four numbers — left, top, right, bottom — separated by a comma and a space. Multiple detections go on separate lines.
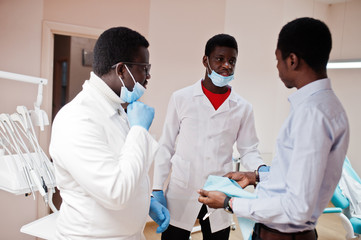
214, 90, 234, 115
193, 79, 234, 117
193, 79, 214, 111
84, 81, 129, 155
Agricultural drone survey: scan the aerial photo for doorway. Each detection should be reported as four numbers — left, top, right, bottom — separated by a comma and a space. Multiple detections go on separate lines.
40, 21, 103, 214
52, 34, 96, 120
51, 34, 97, 209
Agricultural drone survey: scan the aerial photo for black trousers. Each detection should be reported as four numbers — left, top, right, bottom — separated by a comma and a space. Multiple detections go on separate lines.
251, 223, 318, 240
161, 204, 230, 240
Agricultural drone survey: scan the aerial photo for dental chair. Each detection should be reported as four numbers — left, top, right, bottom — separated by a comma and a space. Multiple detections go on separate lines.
323, 157, 361, 239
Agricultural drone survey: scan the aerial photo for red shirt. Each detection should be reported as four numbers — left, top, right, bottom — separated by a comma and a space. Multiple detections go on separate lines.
201, 81, 231, 110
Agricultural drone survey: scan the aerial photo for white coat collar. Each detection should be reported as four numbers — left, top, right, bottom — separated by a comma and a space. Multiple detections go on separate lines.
85, 72, 124, 116
193, 79, 237, 101
192, 79, 238, 114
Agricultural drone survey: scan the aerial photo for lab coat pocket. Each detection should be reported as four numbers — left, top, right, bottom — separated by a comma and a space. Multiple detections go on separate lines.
170, 154, 190, 189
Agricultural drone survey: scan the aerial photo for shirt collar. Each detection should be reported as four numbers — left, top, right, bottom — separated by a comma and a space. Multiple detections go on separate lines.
86, 71, 123, 114
193, 78, 237, 102
288, 78, 331, 109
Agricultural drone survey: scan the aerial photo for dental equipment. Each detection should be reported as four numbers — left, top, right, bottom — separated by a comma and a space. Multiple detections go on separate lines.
1, 70, 58, 240
0, 70, 56, 211
0, 70, 49, 131
7, 114, 49, 204
0, 115, 36, 199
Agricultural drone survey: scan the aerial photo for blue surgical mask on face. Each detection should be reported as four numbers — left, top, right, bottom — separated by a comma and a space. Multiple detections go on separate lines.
207, 58, 234, 87
118, 64, 145, 103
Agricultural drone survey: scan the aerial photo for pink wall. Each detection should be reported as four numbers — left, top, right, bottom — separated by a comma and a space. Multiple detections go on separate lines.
0, 0, 43, 239
0, 0, 43, 113
68, 36, 96, 103
43, 0, 151, 36
145, 0, 227, 139
0, 0, 360, 239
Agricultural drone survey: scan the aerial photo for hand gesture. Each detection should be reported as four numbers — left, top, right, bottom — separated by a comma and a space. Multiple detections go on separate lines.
224, 171, 256, 188
197, 189, 226, 209
127, 101, 154, 130
149, 197, 170, 233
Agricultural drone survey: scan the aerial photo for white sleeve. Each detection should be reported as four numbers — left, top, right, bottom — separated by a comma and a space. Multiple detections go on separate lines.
153, 94, 180, 190
236, 106, 264, 171
50, 114, 158, 210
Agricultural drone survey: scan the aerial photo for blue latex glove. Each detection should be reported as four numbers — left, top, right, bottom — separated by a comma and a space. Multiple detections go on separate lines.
149, 197, 170, 233
127, 101, 154, 130
259, 165, 270, 172
152, 190, 167, 207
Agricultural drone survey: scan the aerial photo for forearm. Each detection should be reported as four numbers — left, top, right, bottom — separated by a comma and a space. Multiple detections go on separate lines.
153, 146, 173, 189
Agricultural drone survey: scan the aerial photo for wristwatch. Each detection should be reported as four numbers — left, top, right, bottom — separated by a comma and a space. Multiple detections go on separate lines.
254, 169, 260, 187
223, 196, 233, 214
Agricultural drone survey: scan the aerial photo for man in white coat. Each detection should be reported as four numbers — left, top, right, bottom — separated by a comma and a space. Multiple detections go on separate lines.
49, 27, 169, 240
152, 34, 266, 240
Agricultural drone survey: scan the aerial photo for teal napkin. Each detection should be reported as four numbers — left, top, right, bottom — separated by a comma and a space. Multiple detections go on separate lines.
203, 175, 256, 199
203, 175, 256, 240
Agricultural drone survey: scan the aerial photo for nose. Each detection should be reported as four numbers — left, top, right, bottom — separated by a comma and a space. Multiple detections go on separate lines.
223, 61, 232, 69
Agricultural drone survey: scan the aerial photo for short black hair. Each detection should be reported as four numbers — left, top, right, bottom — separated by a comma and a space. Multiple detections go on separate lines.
205, 34, 238, 57
277, 17, 332, 74
93, 27, 149, 76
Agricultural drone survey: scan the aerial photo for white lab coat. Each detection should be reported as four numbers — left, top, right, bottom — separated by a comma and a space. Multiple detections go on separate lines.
153, 79, 264, 233
339, 168, 361, 218
49, 72, 158, 240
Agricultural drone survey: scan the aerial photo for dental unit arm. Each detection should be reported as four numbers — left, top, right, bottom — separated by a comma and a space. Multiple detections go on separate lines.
0, 70, 56, 213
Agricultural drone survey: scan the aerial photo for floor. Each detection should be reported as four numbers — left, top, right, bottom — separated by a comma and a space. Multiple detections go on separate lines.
144, 209, 347, 240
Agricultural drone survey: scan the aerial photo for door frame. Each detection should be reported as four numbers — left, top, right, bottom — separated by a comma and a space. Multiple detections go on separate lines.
38, 21, 103, 218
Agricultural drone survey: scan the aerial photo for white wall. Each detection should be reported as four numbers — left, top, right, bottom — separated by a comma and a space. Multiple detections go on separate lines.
224, 0, 285, 155
327, 0, 361, 176
146, 0, 227, 139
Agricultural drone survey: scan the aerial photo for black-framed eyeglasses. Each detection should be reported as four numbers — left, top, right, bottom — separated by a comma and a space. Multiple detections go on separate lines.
112, 62, 151, 76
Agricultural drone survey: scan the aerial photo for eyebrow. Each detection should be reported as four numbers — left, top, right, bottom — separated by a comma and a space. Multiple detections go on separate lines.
213, 54, 236, 58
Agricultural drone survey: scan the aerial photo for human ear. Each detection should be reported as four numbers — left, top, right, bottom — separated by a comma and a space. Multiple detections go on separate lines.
202, 56, 208, 68
116, 63, 126, 78
288, 53, 299, 69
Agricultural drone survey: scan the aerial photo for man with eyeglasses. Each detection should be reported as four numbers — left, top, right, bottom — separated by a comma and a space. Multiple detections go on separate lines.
152, 34, 266, 240
49, 26, 169, 240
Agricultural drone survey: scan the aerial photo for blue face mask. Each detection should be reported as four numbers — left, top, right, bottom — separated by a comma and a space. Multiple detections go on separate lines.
207, 58, 234, 87
118, 65, 145, 103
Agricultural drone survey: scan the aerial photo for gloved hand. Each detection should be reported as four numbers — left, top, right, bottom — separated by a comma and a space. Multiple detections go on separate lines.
152, 190, 167, 207
149, 197, 170, 233
127, 101, 154, 130
258, 165, 270, 172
